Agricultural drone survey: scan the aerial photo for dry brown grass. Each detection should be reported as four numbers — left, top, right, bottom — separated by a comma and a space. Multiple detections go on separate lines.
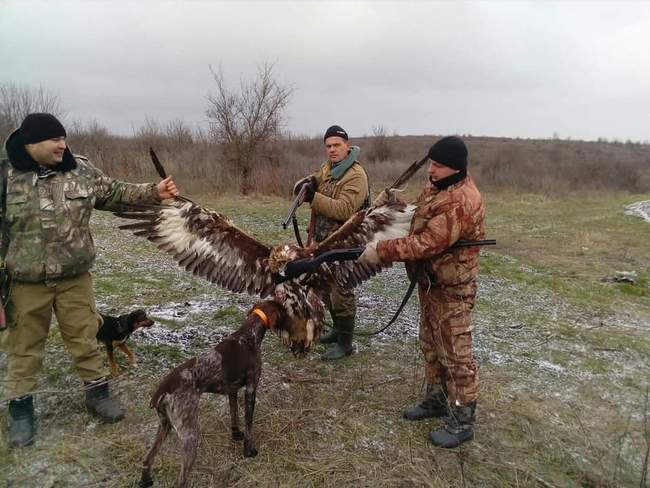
12, 123, 644, 199
1, 194, 649, 487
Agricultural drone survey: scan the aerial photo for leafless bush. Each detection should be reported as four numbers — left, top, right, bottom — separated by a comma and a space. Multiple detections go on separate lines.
206, 63, 293, 194
0, 82, 65, 141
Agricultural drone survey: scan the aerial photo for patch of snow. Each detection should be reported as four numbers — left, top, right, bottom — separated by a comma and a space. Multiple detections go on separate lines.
624, 200, 650, 223
537, 359, 566, 373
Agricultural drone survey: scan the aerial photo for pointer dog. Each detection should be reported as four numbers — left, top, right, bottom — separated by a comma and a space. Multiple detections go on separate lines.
139, 300, 287, 488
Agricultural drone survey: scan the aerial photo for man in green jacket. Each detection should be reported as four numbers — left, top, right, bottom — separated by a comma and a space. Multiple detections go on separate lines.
293, 125, 369, 360
0, 113, 179, 447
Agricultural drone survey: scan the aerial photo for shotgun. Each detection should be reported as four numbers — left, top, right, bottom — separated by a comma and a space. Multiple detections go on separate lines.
277, 239, 497, 282
282, 181, 311, 247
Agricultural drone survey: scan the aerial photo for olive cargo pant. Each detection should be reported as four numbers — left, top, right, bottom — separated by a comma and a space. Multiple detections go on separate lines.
2, 272, 106, 400
327, 282, 357, 320
418, 282, 478, 405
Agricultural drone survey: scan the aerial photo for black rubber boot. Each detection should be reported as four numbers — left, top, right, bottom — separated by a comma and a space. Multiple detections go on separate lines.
84, 379, 125, 423
7, 395, 36, 448
318, 313, 339, 345
429, 402, 475, 448
321, 316, 354, 360
403, 383, 449, 420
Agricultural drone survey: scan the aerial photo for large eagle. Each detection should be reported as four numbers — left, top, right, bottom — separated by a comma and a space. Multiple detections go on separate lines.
115, 194, 415, 354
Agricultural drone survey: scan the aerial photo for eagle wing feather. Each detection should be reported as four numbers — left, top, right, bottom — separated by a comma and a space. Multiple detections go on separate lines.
115, 201, 276, 297
313, 201, 416, 287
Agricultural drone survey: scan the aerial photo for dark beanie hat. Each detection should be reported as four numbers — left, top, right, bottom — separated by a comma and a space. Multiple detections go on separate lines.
428, 136, 467, 171
19, 113, 67, 145
323, 125, 348, 142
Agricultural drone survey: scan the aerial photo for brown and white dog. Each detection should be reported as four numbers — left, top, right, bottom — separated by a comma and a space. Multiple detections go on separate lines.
138, 300, 287, 488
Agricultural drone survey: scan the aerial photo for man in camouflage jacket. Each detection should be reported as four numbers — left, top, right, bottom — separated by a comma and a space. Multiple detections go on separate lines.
360, 136, 485, 448
0, 113, 179, 447
293, 125, 369, 360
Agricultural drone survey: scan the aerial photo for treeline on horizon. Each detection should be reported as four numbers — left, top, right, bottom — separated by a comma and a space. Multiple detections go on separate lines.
32, 120, 650, 198
1, 79, 649, 197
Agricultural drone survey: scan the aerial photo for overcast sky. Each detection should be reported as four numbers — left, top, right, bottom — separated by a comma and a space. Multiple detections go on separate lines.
2, 1, 649, 141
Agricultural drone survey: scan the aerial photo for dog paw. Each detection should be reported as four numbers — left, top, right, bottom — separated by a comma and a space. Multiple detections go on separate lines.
243, 446, 258, 458
138, 474, 154, 487
231, 430, 244, 441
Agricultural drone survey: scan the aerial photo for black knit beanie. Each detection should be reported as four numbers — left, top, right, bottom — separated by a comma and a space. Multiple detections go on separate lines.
19, 113, 67, 145
427, 136, 467, 171
323, 125, 348, 142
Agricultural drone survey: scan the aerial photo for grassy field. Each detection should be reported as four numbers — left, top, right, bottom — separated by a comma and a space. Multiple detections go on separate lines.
1, 192, 649, 487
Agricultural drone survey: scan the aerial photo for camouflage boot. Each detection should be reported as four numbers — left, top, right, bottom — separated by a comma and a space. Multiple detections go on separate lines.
402, 383, 449, 420
321, 316, 354, 360
318, 312, 339, 345
429, 402, 475, 448
7, 395, 36, 448
84, 379, 125, 423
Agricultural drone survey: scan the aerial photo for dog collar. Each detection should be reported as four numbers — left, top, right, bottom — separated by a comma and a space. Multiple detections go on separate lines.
251, 308, 271, 329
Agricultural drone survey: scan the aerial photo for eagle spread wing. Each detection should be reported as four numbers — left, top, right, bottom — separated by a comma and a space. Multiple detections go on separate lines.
115, 200, 276, 296
312, 200, 416, 287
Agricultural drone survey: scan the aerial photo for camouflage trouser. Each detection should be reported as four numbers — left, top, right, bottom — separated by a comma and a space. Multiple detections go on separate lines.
418, 282, 478, 405
325, 282, 357, 321
1, 272, 106, 400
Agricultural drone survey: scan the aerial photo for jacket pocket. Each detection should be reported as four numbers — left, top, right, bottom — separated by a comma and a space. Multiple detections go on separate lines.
64, 185, 94, 224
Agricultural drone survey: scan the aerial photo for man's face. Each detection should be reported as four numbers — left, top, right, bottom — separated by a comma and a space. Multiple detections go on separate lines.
25, 137, 67, 166
428, 159, 459, 182
324, 136, 350, 164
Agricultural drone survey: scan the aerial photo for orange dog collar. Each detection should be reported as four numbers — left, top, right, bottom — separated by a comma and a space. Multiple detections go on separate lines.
251, 308, 271, 329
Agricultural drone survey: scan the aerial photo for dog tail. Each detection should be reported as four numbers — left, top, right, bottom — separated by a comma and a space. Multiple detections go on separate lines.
150, 357, 197, 409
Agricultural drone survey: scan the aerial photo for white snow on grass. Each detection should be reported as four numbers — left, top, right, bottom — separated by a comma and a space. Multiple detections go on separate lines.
624, 200, 650, 223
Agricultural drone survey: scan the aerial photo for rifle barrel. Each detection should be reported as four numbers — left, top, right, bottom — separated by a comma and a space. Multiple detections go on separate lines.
282, 184, 307, 229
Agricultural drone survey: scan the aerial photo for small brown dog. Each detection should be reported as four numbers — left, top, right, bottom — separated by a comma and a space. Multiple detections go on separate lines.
139, 300, 287, 488
96, 310, 154, 376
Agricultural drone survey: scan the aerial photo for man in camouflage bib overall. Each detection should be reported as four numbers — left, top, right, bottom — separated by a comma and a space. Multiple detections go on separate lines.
360, 136, 485, 447
0, 113, 179, 447
293, 125, 369, 360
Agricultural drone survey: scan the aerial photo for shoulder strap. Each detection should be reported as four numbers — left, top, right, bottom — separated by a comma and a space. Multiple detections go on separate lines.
0, 160, 9, 263
357, 162, 372, 210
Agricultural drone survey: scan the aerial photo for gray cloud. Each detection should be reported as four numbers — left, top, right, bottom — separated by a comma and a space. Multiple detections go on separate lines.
2, 0, 649, 141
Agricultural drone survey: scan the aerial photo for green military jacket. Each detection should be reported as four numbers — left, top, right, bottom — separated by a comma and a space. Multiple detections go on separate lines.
1, 133, 160, 282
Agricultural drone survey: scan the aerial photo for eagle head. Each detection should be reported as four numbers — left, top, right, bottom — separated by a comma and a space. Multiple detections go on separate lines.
268, 244, 311, 274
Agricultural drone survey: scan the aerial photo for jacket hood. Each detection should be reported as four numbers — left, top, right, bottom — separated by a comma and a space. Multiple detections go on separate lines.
4, 128, 77, 172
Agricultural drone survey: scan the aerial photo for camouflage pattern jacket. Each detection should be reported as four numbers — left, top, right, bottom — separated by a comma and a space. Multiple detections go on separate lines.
377, 175, 485, 287
1, 133, 160, 282
309, 160, 369, 243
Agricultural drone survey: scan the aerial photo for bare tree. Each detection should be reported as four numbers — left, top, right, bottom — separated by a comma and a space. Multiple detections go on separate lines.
368, 124, 394, 162
0, 82, 65, 141
165, 119, 194, 146
206, 63, 292, 194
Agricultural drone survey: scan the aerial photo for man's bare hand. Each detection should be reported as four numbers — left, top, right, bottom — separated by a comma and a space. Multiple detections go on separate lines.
157, 176, 179, 199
